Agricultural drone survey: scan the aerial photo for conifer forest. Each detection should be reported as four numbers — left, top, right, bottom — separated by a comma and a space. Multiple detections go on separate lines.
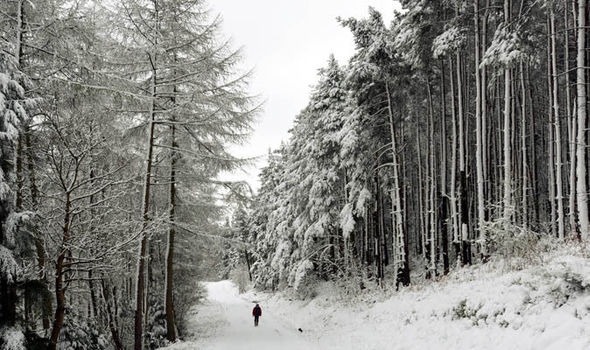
1, 0, 590, 349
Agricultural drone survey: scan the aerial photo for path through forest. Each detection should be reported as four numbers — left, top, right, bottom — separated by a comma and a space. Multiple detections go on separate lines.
161, 255, 590, 350
162, 281, 320, 350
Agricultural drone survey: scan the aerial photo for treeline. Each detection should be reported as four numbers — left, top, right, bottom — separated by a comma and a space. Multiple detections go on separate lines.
240, 0, 590, 295
0, 0, 255, 349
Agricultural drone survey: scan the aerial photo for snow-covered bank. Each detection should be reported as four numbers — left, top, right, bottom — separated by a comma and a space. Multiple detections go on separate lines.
162, 244, 590, 350
251, 245, 590, 350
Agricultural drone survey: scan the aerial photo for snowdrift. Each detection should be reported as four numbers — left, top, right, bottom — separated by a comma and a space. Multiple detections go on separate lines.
256, 244, 590, 349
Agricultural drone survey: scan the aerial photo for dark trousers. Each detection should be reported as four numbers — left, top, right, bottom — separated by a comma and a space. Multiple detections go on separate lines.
254, 316, 259, 326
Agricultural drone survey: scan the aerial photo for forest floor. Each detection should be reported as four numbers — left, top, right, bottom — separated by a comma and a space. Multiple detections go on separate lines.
162, 243, 590, 350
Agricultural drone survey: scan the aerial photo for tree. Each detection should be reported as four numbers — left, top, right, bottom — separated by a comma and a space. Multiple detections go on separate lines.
0, 35, 26, 350
246, 1, 583, 295
575, 0, 588, 240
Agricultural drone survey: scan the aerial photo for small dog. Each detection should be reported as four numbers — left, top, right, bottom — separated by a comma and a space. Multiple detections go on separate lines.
298, 328, 303, 333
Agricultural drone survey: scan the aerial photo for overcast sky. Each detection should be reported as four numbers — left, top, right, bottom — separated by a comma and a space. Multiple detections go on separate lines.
212, 0, 401, 191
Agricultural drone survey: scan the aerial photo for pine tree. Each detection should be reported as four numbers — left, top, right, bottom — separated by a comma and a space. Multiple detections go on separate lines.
0, 38, 26, 350
575, 0, 588, 240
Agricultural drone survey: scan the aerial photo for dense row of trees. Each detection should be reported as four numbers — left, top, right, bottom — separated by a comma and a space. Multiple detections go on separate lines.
241, 0, 590, 295
0, 0, 255, 348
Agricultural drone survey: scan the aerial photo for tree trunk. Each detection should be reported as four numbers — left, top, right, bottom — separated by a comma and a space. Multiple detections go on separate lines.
89, 270, 98, 318
576, 0, 589, 240
547, 15, 557, 236
551, 8, 565, 239
456, 52, 470, 265
449, 58, 460, 262
15, 134, 23, 211
482, 0, 490, 209
373, 160, 384, 282
440, 194, 450, 274
440, 59, 448, 198
417, 128, 426, 258
244, 249, 253, 281
165, 97, 178, 343
565, 0, 577, 234
102, 279, 124, 350
439, 59, 450, 266
519, 62, 528, 228
135, 55, 157, 350
386, 82, 409, 286
526, 65, 540, 224
503, 0, 513, 222
49, 193, 71, 350
474, 0, 486, 254
427, 80, 437, 276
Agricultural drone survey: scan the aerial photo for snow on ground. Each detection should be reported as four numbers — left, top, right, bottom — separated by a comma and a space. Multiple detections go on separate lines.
162, 245, 590, 350
160, 280, 319, 350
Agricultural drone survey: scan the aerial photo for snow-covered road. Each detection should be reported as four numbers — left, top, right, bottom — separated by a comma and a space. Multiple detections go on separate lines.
162, 281, 319, 350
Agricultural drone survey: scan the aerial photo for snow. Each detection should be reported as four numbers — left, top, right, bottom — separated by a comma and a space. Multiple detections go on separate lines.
206, 280, 241, 304
0, 327, 25, 350
0, 245, 19, 282
163, 246, 590, 350
160, 280, 319, 350
339, 203, 355, 239
432, 26, 467, 58
262, 249, 590, 350
292, 260, 314, 293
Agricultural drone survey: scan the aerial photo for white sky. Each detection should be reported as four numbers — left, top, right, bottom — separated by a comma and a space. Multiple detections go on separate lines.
212, 0, 401, 191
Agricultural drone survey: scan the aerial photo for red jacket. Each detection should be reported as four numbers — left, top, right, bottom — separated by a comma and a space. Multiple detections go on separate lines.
252, 305, 262, 317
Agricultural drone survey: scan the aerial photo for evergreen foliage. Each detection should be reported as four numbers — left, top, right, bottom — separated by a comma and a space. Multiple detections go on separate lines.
243, 0, 590, 297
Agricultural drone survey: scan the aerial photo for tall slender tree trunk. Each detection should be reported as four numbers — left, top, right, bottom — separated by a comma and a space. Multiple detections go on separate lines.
102, 278, 124, 350
519, 62, 528, 228
373, 161, 384, 282
88, 270, 98, 318
88, 164, 99, 319
495, 79, 503, 210
439, 59, 450, 270
14, 1, 24, 208
135, 54, 157, 350
13, 0, 26, 327
449, 58, 459, 262
482, 0, 490, 209
165, 80, 178, 342
456, 52, 470, 265
16, 134, 23, 211
165, 123, 177, 341
145, 234, 152, 344
427, 80, 437, 276
135, 3, 160, 347
417, 128, 426, 258
440, 60, 448, 198
551, 8, 566, 239
503, 0, 513, 222
565, 0, 577, 234
576, 0, 589, 240
547, 27, 557, 236
524, 66, 540, 224
386, 82, 409, 286
474, 0, 486, 255
49, 193, 71, 350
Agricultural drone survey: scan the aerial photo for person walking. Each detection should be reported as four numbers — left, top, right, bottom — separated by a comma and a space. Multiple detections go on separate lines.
252, 303, 262, 326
